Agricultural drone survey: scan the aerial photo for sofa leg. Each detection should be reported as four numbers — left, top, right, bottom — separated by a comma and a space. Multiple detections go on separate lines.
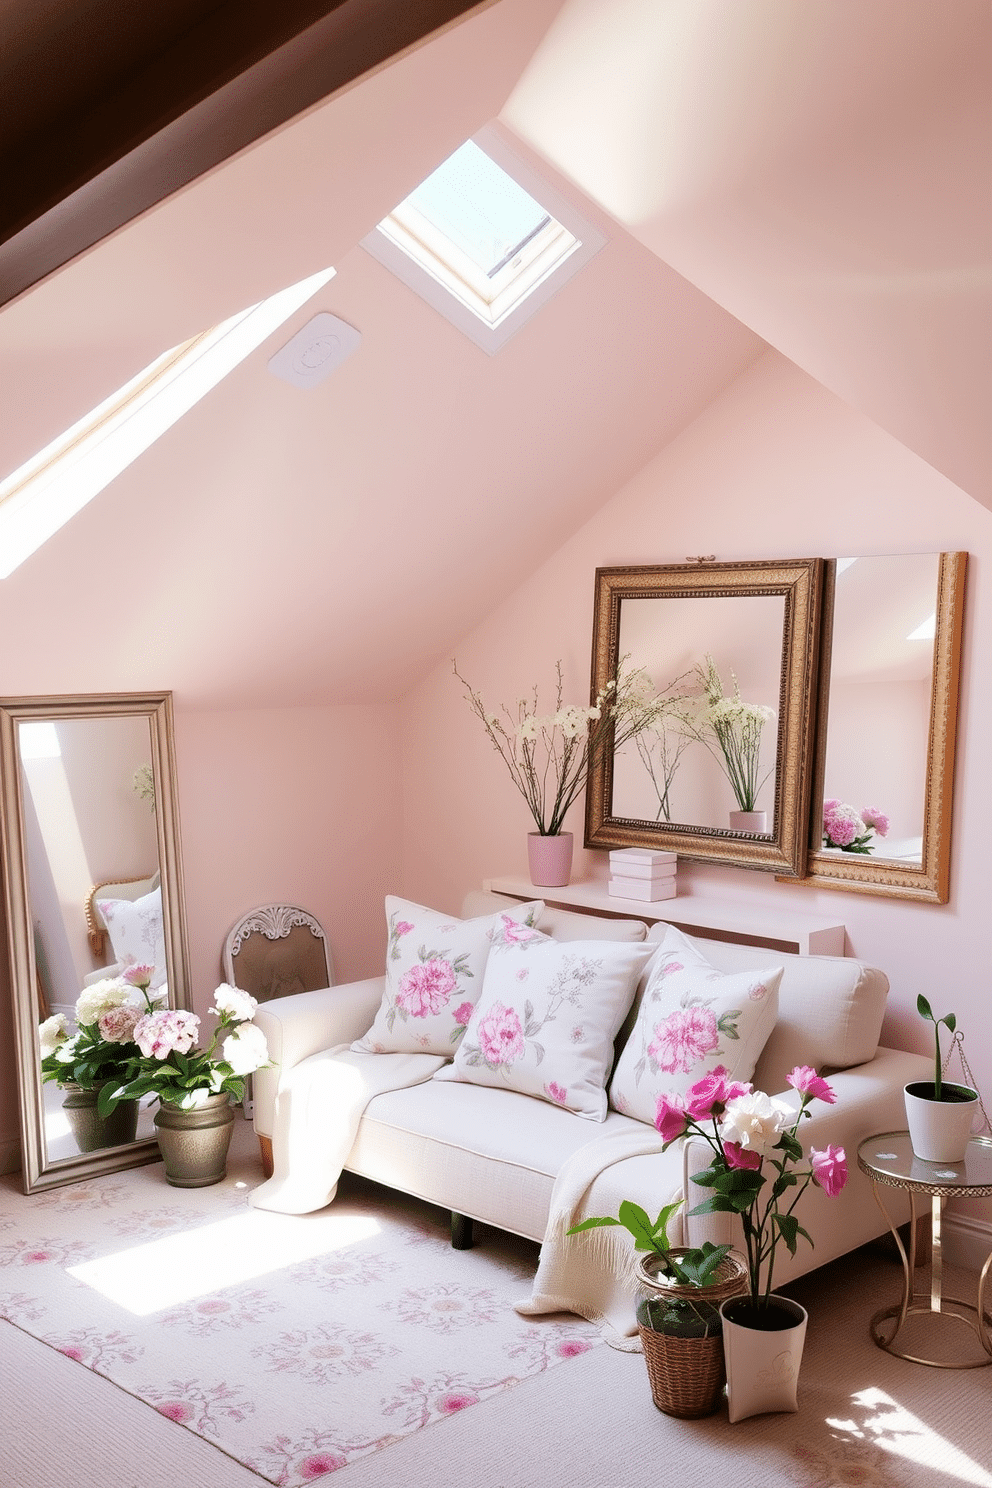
451, 1212, 474, 1250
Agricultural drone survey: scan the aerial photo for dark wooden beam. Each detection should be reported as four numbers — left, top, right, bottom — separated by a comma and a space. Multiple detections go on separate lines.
0, 0, 489, 307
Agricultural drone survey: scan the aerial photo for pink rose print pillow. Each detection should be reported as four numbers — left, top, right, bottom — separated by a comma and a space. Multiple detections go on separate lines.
434, 922, 653, 1120
351, 897, 543, 1057
608, 924, 782, 1126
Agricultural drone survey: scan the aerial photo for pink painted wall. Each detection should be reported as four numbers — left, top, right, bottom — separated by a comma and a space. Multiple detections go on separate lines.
400, 348, 992, 1225
174, 702, 402, 1018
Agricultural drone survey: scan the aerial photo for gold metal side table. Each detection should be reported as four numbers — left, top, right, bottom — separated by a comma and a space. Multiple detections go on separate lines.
858, 1132, 992, 1368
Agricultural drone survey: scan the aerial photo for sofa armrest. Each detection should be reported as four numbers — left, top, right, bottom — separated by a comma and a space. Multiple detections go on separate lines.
681, 1045, 933, 1259
252, 977, 385, 1138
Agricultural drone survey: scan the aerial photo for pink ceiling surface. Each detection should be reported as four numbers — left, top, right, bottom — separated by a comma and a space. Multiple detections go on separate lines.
503, 0, 992, 505
2, 0, 984, 711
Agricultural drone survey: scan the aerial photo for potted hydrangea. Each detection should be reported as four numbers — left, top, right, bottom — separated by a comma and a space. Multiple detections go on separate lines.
39, 966, 163, 1152
822, 799, 889, 853
98, 981, 270, 1186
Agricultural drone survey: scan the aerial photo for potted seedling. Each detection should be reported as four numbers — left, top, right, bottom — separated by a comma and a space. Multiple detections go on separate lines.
904, 996, 978, 1162
568, 1199, 747, 1418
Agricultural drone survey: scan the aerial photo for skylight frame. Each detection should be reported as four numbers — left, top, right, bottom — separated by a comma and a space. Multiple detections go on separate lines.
361, 123, 607, 354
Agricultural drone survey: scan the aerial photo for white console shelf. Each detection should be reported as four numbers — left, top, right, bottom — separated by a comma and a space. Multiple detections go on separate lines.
482, 875, 846, 957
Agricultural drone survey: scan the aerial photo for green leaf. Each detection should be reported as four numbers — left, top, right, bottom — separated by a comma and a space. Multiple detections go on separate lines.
773, 1212, 800, 1255
944, 1013, 957, 1033
617, 1200, 659, 1250
566, 1216, 621, 1236
687, 1194, 738, 1216
779, 1131, 804, 1163
917, 994, 934, 1022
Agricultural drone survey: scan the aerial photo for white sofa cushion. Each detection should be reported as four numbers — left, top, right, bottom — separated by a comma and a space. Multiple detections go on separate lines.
351, 896, 542, 1057
679, 938, 890, 1092
608, 924, 782, 1125
434, 923, 652, 1120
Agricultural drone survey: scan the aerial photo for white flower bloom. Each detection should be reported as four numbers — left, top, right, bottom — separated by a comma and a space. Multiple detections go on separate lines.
212, 983, 258, 1023
39, 1013, 70, 1056
75, 978, 133, 1027
54, 1035, 82, 1064
517, 716, 539, 741
222, 1021, 269, 1076
719, 1090, 794, 1155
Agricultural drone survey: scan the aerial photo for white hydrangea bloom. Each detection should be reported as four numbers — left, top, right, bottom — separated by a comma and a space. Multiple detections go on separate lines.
719, 1090, 794, 1156
75, 977, 134, 1028
212, 983, 258, 1023
222, 1021, 269, 1076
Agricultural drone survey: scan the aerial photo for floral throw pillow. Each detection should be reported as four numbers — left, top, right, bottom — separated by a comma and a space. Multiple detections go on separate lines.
433, 921, 653, 1121
608, 924, 782, 1126
351, 897, 544, 1056
96, 887, 167, 989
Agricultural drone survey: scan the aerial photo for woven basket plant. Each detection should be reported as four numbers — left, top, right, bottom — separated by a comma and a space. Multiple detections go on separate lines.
635, 1248, 749, 1418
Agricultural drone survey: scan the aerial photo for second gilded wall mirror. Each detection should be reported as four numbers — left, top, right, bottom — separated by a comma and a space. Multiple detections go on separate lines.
585, 559, 824, 877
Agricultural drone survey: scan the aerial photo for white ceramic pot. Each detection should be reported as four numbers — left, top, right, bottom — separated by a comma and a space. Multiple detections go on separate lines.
719, 1295, 807, 1423
904, 1080, 978, 1162
729, 810, 767, 833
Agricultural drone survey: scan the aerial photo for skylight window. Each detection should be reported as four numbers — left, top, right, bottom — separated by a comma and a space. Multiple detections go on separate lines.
362, 124, 606, 353
0, 265, 336, 578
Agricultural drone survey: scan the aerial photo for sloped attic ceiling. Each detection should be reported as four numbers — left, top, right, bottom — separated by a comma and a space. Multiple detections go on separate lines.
1, 0, 985, 711
503, 0, 992, 506
0, 0, 764, 707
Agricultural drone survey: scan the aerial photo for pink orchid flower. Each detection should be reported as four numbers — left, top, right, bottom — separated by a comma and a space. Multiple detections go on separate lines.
654, 1091, 689, 1143
723, 1140, 762, 1171
685, 1065, 752, 1121
810, 1144, 848, 1197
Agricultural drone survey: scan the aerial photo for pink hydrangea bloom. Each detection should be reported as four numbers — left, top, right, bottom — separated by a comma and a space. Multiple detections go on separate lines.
476, 1001, 524, 1067
822, 801, 864, 846
648, 1006, 720, 1073
394, 920, 414, 936
453, 1001, 474, 1026
861, 807, 889, 836
810, 1144, 848, 1197
723, 1140, 762, 1171
545, 1081, 568, 1104
134, 1008, 199, 1059
396, 957, 456, 1017
98, 1005, 142, 1044
654, 1091, 689, 1143
787, 1066, 837, 1104
685, 1065, 752, 1121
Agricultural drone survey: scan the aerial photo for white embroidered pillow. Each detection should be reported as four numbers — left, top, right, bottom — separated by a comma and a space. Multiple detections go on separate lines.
433, 922, 653, 1121
351, 897, 544, 1056
608, 924, 782, 1126
96, 887, 167, 989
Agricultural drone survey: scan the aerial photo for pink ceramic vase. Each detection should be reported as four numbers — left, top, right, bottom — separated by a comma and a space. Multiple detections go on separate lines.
527, 831, 573, 888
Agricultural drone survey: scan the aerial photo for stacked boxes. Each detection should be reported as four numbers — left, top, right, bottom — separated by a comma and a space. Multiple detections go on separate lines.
608, 848, 678, 901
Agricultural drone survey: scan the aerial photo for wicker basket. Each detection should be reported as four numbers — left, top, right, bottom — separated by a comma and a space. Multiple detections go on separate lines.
635, 1249, 749, 1418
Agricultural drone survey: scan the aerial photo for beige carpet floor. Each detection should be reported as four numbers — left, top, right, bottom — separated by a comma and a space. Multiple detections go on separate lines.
3, 1120, 991, 1488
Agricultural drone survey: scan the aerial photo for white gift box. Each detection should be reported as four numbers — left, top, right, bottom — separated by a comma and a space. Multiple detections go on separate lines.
608, 875, 678, 902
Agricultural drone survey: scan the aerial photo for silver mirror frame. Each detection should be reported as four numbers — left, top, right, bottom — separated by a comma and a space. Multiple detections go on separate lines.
0, 691, 190, 1191
798, 552, 967, 903
585, 559, 825, 877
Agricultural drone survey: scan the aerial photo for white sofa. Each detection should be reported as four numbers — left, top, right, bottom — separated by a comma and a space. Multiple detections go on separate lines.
250, 890, 930, 1339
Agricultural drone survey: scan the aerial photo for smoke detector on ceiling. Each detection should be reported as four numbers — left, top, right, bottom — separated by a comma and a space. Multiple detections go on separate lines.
267, 312, 361, 389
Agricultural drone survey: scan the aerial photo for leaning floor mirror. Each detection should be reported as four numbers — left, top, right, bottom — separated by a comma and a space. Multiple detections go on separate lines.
0, 692, 190, 1192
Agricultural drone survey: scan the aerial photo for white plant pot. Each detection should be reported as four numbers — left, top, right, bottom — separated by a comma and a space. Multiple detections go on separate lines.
904, 1080, 978, 1162
720, 1296, 807, 1423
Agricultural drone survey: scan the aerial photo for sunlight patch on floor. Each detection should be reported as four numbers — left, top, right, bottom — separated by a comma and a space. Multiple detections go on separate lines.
67, 1209, 380, 1315
826, 1386, 992, 1486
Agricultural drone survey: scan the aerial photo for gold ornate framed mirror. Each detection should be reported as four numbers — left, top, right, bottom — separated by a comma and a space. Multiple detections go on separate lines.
0, 691, 190, 1192
585, 559, 824, 876
799, 551, 967, 902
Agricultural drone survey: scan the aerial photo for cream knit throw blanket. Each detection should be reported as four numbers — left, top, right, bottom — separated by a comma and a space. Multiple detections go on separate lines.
249, 1045, 446, 1215
514, 1126, 672, 1352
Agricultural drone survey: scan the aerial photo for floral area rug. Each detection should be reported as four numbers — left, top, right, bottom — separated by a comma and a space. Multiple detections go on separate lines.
0, 1128, 599, 1486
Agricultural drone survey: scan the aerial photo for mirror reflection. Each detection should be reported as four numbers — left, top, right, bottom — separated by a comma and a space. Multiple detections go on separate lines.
0, 692, 189, 1192
22, 714, 163, 1160
612, 594, 784, 832
819, 554, 938, 865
